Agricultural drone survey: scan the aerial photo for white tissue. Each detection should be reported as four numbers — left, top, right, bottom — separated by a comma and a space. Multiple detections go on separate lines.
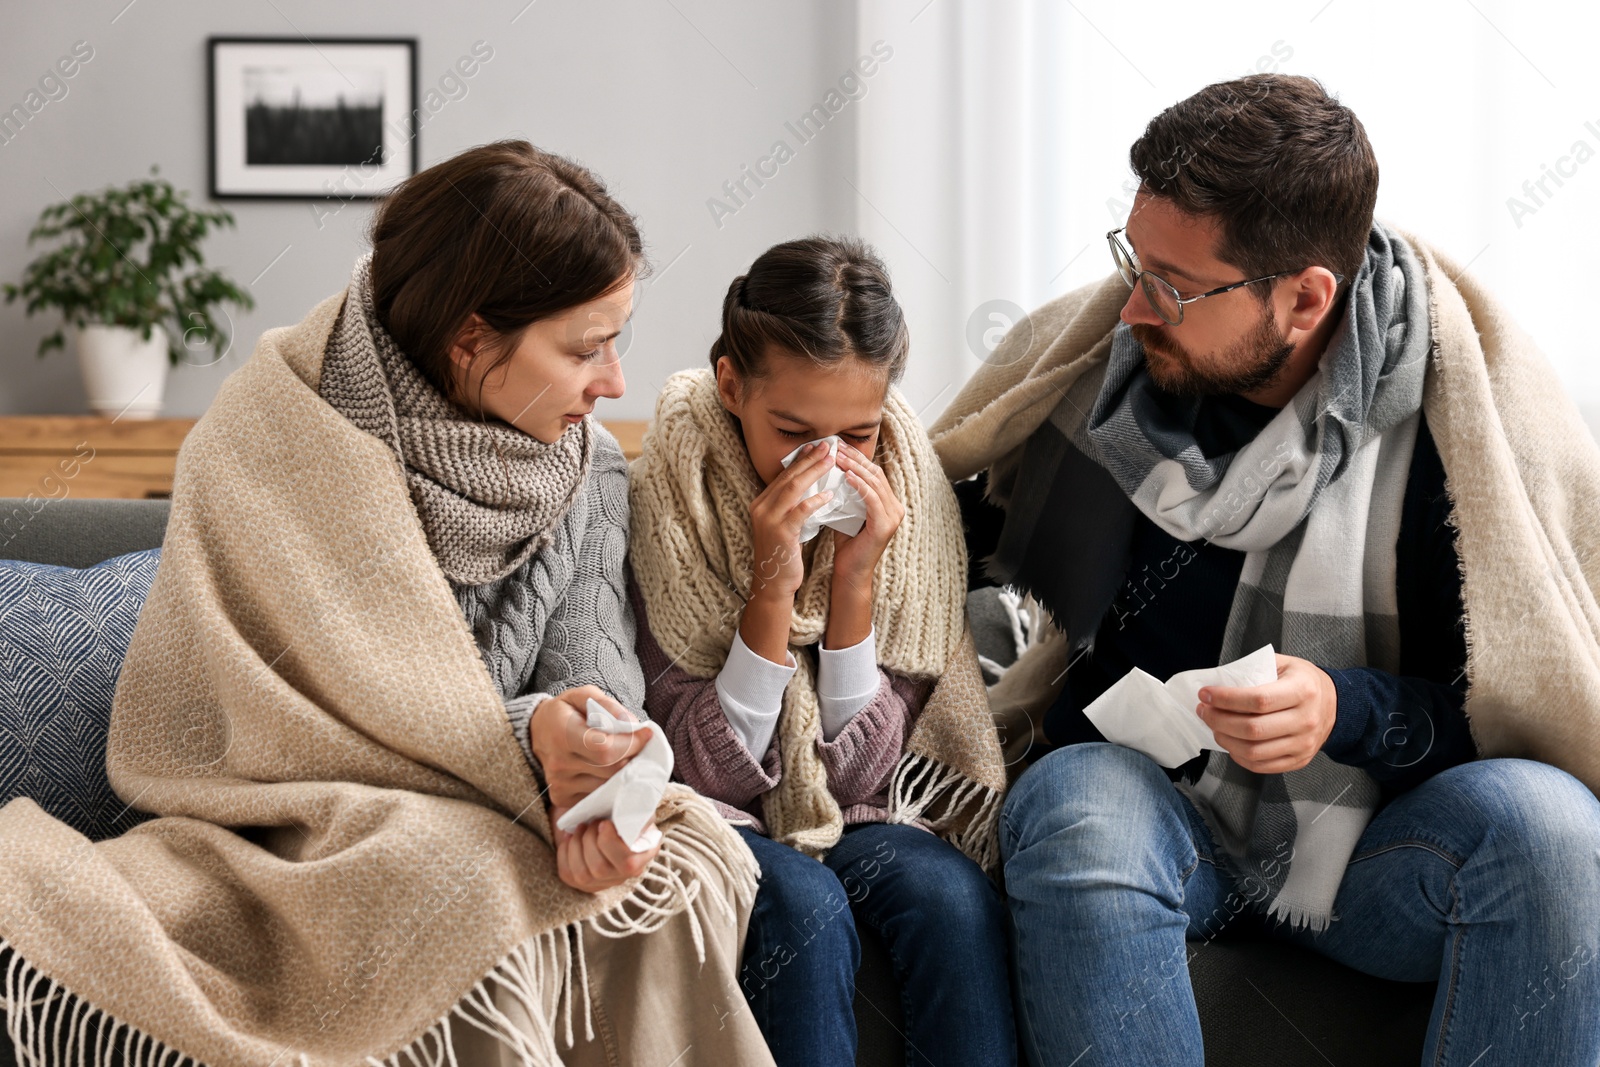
554, 698, 674, 852
1082, 645, 1279, 768
779, 435, 869, 543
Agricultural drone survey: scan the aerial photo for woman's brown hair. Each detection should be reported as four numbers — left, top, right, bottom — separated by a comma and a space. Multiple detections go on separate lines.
369, 139, 646, 412
710, 235, 909, 387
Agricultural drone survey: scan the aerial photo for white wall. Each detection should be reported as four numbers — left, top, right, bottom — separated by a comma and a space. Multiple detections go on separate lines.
0, 0, 862, 420
6, 1, 1596, 434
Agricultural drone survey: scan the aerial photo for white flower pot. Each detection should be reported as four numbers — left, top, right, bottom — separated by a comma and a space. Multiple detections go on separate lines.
75, 324, 169, 419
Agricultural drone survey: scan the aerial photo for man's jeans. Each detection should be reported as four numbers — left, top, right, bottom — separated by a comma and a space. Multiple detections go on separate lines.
737, 822, 1017, 1067
1000, 742, 1600, 1066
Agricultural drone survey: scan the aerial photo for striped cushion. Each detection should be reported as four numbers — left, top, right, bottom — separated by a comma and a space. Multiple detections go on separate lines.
0, 549, 160, 841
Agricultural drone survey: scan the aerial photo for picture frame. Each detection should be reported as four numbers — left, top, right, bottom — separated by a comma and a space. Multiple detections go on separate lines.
208, 36, 418, 200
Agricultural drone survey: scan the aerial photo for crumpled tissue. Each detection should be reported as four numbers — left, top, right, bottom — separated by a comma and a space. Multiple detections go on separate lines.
554, 698, 674, 852
1082, 644, 1279, 768
779, 435, 869, 543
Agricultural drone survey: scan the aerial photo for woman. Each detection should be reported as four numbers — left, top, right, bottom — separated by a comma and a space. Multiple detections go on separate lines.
0, 141, 770, 1067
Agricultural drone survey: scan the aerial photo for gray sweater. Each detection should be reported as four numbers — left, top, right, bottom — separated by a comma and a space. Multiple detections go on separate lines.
451, 424, 648, 774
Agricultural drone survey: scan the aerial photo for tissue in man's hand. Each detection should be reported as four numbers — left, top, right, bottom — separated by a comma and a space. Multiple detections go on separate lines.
554, 699, 674, 851
1082, 645, 1279, 768
779, 435, 869, 543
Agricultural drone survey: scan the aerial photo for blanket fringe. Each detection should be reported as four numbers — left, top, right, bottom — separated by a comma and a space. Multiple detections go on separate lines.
1262, 897, 1333, 935
0, 811, 758, 1067
0, 937, 205, 1067
886, 752, 1003, 876
368, 809, 757, 1067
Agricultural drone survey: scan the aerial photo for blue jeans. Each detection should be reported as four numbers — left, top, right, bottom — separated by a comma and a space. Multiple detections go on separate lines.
736, 822, 1017, 1067
999, 742, 1600, 1066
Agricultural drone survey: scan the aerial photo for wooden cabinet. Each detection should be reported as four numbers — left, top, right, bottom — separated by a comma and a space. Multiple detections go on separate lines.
0, 416, 648, 499
0, 417, 195, 499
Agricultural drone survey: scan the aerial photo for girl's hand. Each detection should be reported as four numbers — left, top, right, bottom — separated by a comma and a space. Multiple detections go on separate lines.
747, 440, 838, 601
528, 686, 651, 809
550, 808, 661, 892
830, 443, 903, 590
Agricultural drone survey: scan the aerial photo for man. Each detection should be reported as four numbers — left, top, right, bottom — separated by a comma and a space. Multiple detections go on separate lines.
932, 74, 1600, 1064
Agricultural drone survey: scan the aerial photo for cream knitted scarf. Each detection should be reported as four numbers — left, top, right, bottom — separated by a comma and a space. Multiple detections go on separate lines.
629, 369, 1007, 872
318, 253, 593, 587
0, 289, 757, 1066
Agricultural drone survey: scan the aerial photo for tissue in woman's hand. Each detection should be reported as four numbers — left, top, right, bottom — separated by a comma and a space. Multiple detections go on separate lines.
779, 435, 869, 543
1082, 645, 1278, 768
553, 699, 674, 851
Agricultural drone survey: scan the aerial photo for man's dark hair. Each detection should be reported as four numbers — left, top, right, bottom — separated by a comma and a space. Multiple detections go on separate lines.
1129, 74, 1378, 288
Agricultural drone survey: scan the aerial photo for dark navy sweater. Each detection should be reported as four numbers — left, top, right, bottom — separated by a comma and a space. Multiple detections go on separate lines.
959, 393, 1477, 802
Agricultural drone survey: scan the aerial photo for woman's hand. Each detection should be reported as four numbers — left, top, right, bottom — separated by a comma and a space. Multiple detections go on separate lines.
830, 443, 903, 592
528, 685, 652, 809
748, 440, 837, 601
550, 807, 661, 893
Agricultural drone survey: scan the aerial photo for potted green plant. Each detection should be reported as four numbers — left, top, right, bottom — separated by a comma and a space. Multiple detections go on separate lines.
3, 167, 254, 419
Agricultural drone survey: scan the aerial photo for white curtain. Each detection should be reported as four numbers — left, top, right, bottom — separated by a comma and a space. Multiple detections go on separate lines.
854, 0, 1079, 423
854, 0, 1600, 433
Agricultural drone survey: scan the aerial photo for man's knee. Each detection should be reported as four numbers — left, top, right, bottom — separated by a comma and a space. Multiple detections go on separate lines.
1496, 759, 1596, 841
1434, 758, 1600, 899
1001, 741, 1177, 860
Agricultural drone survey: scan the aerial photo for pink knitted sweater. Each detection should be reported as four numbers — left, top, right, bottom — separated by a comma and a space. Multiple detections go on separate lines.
628, 579, 933, 835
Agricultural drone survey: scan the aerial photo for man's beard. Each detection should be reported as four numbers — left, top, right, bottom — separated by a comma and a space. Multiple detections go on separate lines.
1130, 308, 1295, 397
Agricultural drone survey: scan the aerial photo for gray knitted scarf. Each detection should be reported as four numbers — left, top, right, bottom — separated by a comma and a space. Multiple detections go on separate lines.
1074, 222, 1430, 929
319, 253, 593, 586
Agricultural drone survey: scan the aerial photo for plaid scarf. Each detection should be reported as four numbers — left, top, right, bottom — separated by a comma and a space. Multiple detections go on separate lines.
1064, 222, 1430, 929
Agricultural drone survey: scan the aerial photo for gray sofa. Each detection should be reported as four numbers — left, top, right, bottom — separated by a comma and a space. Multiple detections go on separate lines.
0, 497, 1436, 1066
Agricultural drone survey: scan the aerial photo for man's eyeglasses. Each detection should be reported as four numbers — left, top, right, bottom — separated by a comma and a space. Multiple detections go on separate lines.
1106, 227, 1342, 326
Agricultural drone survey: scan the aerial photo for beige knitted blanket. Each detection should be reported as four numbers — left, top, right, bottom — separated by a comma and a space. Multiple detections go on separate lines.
930, 228, 1600, 794
630, 370, 1007, 873
0, 291, 757, 1066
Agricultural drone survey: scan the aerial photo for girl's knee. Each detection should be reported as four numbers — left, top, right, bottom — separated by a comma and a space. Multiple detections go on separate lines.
869, 831, 1004, 932
930, 861, 1005, 932
757, 857, 855, 938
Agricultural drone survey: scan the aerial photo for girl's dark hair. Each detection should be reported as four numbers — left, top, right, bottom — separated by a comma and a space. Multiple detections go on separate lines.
709, 235, 909, 387
369, 139, 646, 411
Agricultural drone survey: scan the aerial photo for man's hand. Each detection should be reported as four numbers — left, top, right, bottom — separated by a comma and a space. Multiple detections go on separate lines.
527, 685, 652, 809
1197, 654, 1338, 774
550, 808, 661, 893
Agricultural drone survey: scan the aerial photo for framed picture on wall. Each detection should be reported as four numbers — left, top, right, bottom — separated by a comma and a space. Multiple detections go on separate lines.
208, 37, 418, 200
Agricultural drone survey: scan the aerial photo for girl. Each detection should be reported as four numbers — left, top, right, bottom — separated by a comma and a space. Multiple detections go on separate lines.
628, 236, 1016, 1066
